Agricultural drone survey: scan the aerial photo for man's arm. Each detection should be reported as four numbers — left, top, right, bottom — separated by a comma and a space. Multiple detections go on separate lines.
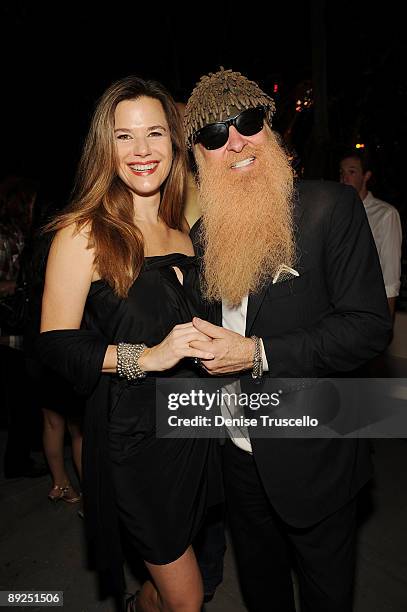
387, 297, 396, 319
262, 188, 392, 376
380, 207, 402, 320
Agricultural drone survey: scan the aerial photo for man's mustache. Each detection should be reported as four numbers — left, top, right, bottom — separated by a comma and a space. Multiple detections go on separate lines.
202, 146, 261, 170
225, 147, 259, 166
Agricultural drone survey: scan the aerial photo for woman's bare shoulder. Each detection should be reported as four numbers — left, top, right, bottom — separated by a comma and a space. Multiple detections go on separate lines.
52, 221, 92, 247
48, 221, 96, 277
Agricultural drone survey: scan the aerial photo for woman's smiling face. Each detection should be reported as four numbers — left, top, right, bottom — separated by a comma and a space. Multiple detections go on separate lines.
114, 96, 173, 197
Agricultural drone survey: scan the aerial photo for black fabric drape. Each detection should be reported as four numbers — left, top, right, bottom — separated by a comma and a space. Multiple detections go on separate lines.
36, 329, 124, 592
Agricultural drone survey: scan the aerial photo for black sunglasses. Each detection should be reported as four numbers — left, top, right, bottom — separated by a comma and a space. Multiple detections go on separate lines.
193, 106, 266, 150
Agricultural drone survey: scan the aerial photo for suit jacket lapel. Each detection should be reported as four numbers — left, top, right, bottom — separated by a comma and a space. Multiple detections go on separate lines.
245, 287, 267, 334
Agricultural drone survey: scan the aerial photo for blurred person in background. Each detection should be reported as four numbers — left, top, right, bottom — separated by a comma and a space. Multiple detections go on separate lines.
0, 175, 34, 298
340, 150, 402, 319
22, 186, 83, 503
0, 175, 46, 478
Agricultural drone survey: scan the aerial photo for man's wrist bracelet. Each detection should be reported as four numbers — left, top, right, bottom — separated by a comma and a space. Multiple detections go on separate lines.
250, 335, 263, 380
117, 342, 147, 380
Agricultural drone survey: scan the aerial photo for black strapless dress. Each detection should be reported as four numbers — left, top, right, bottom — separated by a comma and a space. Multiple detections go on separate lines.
83, 253, 222, 565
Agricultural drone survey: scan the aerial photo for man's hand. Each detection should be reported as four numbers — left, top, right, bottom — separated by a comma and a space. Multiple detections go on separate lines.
138, 322, 215, 372
190, 317, 255, 375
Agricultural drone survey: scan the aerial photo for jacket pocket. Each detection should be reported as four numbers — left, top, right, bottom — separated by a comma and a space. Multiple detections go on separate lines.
267, 270, 311, 300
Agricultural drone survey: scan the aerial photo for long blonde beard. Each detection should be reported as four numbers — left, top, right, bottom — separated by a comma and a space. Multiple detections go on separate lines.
195, 130, 295, 307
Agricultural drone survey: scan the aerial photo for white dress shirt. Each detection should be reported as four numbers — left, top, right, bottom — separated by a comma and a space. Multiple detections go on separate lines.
363, 192, 402, 298
221, 297, 269, 453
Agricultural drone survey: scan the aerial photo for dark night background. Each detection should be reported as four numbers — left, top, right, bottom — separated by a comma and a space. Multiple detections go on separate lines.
1, 6, 407, 610
1, 0, 406, 302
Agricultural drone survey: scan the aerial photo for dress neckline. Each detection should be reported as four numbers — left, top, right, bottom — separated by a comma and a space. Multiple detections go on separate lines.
90, 253, 196, 285
143, 252, 196, 271
144, 252, 195, 260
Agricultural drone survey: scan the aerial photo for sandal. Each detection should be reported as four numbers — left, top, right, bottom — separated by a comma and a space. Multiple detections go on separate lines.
48, 485, 65, 503
61, 484, 81, 504
48, 483, 81, 504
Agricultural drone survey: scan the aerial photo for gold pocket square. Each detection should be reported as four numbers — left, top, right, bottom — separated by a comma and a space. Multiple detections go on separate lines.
272, 264, 300, 285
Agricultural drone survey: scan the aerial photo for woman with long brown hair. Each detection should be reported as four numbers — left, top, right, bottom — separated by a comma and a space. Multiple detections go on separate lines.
37, 76, 221, 611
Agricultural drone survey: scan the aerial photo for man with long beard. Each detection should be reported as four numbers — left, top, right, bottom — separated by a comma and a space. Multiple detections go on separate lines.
185, 69, 392, 612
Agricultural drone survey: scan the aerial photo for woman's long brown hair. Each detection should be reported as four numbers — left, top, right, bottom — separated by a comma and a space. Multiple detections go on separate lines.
45, 76, 187, 297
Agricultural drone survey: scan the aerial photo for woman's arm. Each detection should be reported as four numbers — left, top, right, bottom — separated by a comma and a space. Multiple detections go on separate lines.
41, 224, 213, 377
41, 224, 119, 373
41, 224, 95, 331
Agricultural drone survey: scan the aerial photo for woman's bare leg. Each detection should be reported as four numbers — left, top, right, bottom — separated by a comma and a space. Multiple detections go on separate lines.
136, 546, 203, 612
42, 409, 70, 487
66, 416, 83, 480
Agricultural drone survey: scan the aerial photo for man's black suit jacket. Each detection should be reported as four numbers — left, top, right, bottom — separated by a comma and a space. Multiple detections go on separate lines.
191, 180, 392, 528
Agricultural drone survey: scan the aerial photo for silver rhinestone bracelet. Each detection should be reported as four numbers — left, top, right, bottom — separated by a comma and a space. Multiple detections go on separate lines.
117, 342, 147, 381
250, 335, 263, 380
